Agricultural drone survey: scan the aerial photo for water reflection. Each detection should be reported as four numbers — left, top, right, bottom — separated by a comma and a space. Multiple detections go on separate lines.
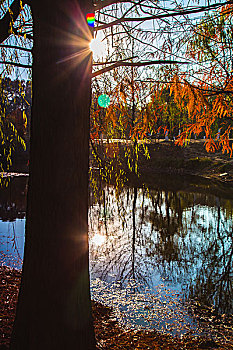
0, 177, 27, 221
89, 185, 233, 321
0, 177, 27, 268
0, 177, 233, 335
0, 219, 25, 268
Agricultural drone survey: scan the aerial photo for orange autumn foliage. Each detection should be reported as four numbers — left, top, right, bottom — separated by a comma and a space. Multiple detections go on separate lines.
170, 4, 233, 155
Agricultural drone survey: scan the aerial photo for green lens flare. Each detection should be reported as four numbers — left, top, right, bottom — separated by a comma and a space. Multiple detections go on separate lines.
98, 94, 110, 108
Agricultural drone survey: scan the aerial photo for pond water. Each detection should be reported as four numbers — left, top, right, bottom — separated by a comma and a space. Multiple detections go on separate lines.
0, 176, 233, 337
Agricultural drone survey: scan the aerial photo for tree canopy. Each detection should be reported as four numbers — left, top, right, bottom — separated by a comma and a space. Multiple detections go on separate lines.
1, 0, 233, 167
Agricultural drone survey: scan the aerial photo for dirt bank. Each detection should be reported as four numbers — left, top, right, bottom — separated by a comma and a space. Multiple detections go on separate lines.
138, 140, 233, 182
130, 140, 233, 198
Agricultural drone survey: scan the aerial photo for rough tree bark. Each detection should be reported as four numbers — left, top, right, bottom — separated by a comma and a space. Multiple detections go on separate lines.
8, 0, 96, 349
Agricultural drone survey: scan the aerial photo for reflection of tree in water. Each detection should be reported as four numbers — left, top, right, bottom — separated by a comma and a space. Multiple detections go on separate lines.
0, 219, 25, 268
148, 191, 233, 314
89, 184, 150, 287
186, 199, 233, 314
0, 177, 27, 267
89, 183, 233, 315
0, 177, 27, 221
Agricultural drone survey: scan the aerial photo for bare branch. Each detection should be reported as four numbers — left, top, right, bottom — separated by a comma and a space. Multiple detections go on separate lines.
11, 28, 33, 41
95, 1, 233, 31
0, 44, 32, 52
0, 60, 31, 68
92, 60, 188, 77
93, 56, 137, 65
94, 0, 134, 11
0, 0, 30, 44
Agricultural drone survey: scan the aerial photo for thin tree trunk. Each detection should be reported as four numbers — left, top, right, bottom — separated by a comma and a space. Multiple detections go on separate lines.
10, 0, 96, 349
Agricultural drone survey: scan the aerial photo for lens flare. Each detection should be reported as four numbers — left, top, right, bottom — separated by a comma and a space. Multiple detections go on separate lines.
56, 5, 93, 76
98, 94, 111, 108
86, 13, 95, 27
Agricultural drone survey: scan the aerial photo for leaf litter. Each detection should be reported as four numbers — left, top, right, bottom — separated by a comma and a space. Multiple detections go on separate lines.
1, 266, 232, 349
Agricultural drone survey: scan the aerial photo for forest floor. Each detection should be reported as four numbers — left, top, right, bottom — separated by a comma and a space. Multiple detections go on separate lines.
1, 266, 233, 350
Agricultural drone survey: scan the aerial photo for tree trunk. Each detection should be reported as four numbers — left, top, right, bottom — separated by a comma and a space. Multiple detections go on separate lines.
10, 0, 96, 349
